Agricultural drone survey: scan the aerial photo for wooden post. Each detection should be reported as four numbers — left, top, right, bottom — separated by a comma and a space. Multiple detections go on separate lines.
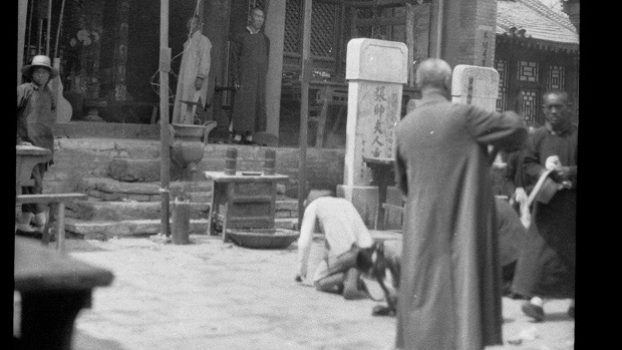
46, 0, 52, 56
160, 0, 171, 237
435, 0, 444, 58
18, 0, 28, 85
406, 2, 416, 87
56, 202, 66, 254
298, 0, 312, 226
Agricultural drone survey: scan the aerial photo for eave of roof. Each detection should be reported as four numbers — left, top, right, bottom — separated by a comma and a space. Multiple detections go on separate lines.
496, 0, 579, 46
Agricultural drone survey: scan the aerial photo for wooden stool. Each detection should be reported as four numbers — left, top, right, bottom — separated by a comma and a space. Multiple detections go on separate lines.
16, 193, 87, 253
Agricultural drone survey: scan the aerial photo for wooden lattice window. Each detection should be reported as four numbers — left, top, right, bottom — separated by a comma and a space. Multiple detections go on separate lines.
548, 65, 565, 91
520, 89, 538, 126
495, 59, 508, 112
284, 0, 302, 55
311, 1, 338, 59
518, 60, 539, 82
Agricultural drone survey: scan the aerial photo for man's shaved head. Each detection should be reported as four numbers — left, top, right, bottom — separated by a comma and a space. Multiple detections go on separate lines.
415, 58, 452, 91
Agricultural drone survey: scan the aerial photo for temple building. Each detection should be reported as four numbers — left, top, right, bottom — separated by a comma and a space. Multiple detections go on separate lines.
18, 0, 579, 147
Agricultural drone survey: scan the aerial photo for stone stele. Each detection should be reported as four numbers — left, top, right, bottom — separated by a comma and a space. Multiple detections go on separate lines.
451, 64, 503, 165
338, 38, 408, 227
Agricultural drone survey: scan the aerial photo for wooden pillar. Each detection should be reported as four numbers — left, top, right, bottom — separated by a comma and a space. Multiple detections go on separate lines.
203, 0, 232, 125
298, 0, 312, 226
18, 0, 29, 85
264, 0, 286, 139
159, 0, 171, 237
405, 2, 415, 87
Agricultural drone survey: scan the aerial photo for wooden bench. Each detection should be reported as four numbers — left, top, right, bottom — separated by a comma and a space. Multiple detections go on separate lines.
16, 193, 87, 253
14, 236, 114, 350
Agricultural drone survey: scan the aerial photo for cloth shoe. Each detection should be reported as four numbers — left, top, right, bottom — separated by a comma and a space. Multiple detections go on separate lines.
521, 301, 545, 322
16, 212, 36, 233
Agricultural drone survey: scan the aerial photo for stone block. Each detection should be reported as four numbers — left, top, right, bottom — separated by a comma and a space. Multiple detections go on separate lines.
64, 218, 209, 240
108, 157, 160, 182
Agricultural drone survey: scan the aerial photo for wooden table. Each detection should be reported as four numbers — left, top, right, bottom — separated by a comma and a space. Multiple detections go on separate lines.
204, 171, 289, 242
16, 145, 51, 190
14, 237, 114, 349
363, 156, 396, 229
16, 145, 87, 251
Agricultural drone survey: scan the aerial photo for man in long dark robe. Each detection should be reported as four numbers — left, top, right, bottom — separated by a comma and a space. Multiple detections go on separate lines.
230, 7, 269, 144
394, 58, 527, 350
511, 91, 577, 321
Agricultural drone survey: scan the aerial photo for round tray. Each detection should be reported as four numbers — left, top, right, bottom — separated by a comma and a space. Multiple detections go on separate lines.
227, 229, 299, 249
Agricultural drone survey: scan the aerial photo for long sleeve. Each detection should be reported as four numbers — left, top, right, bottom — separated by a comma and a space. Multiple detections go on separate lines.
296, 201, 318, 279
17, 84, 32, 144
197, 36, 212, 80
466, 105, 527, 152
522, 133, 545, 186
230, 33, 242, 85
395, 144, 409, 196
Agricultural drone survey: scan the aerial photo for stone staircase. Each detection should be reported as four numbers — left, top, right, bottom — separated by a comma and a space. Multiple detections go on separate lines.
64, 168, 300, 240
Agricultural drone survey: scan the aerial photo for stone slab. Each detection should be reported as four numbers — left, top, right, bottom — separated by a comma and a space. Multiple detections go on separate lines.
66, 200, 210, 221
108, 158, 161, 183
275, 218, 299, 230
78, 177, 212, 199
64, 218, 210, 240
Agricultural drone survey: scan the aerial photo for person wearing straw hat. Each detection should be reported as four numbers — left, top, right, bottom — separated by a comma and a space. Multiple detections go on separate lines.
295, 189, 373, 300
16, 54, 59, 233
172, 14, 212, 125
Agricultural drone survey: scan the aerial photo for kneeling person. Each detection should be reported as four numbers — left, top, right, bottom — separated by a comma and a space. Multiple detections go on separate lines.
295, 190, 372, 299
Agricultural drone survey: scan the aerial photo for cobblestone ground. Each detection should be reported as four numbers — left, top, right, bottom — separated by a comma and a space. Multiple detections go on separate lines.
14, 235, 574, 350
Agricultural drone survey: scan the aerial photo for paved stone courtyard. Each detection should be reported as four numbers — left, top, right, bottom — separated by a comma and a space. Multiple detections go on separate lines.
14, 234, 574, 350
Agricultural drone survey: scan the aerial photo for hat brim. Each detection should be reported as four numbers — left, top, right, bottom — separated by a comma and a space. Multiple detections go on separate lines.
21, 64, 59, 79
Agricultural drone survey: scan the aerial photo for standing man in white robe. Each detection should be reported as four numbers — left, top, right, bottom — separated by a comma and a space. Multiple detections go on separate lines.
172, 15, 212, 125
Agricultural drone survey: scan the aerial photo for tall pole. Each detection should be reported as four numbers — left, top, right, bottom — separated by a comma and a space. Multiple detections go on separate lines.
18, 0, 29, 85
54, 0, 67, 59
435, 0, 444, 58
159, 0, 171, 236
297, 0, 312, 226
46, 0, 52, 56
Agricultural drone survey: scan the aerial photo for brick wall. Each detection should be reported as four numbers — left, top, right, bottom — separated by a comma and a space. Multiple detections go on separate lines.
442, 0, 497, 67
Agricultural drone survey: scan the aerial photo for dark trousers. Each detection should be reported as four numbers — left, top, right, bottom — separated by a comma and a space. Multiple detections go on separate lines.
21, 163, 47, 214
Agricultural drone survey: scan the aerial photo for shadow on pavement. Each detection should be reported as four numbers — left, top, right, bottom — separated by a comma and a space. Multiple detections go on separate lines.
73, 330, 127, 350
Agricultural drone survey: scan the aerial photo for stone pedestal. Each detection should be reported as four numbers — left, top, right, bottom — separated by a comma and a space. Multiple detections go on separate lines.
340, 39, 408, 227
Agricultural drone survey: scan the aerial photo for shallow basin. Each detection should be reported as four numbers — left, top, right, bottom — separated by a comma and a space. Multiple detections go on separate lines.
227, 228, 299, 249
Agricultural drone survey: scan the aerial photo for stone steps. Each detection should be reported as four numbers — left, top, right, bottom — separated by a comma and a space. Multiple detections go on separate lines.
65, 218, 210, 240
66, 199, 210, 221
77, 177, 213, 202
65, 175, 300, 240
65, 217, 298, 240
275, 217, 299, 231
